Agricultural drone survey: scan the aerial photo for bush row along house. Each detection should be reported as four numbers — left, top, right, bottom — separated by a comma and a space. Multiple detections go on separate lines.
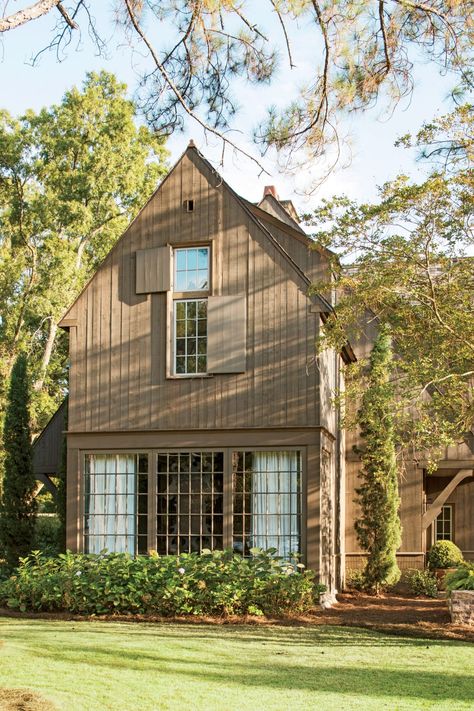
33, 144, 474, 594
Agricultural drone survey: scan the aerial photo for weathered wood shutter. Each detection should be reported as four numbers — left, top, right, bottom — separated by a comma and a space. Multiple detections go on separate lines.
136, 245, 172, 293
207, 295, 246, 373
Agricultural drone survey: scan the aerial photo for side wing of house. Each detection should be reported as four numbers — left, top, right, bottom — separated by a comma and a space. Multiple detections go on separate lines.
345, 314, 474, 573
59, 144, 348, 592
32, 400, 67, 495
422, 436, 474, 561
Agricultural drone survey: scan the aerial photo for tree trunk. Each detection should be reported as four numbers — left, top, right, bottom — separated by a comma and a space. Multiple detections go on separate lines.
34, 319, 58, 392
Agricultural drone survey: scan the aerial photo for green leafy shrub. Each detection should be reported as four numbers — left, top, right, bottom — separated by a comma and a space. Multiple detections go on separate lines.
406, 569, 438, 598
345, 570, 367, 592
427, 541, 464, 569
0, 561, 10, 583
33, 516, 61, 557
445, 563, 474, 592
0, 549, 324, 617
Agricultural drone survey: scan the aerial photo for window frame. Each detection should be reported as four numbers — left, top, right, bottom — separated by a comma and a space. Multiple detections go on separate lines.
173, 245, 210, 294
434, 503, 454, 543
168, 243, 212, 378
173, 298, 208, 376
80, 447, 307, 562
83, 452, 149, 555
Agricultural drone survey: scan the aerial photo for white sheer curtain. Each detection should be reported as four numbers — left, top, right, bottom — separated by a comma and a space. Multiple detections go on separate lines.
87, 454, 136, 554
251, 451, 299, 558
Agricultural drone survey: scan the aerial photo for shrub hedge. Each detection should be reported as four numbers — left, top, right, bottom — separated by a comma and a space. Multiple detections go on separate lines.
0, 549, 324, 617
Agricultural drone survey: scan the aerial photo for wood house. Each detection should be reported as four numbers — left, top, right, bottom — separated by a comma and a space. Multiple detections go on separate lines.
35, 143, 474, 594
344, 320, 474, 572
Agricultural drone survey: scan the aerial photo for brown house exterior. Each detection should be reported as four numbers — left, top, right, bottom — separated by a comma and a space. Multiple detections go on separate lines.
344, 317, 474, 572
36, 144, 473, 594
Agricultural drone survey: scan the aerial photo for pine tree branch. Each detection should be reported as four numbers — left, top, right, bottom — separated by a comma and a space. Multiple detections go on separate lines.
0, 0, 61, 32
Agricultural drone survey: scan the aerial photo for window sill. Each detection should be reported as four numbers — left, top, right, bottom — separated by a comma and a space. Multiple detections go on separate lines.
166, 374, 214, 380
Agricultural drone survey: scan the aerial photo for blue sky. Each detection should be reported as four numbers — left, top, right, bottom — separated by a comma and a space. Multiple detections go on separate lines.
0, 2, 458, 212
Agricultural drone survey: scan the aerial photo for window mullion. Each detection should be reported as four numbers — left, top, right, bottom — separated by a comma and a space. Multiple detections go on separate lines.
223, 449, 233, 550
148, 452, 157, 554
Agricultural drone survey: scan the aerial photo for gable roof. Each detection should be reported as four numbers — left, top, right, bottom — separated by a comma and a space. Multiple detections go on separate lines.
257, 192, 305, 233
58, 143, 355, 362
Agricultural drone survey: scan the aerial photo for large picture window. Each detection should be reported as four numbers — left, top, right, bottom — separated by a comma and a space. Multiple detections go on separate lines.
157, 452, 224, 554
84, 454, 148, 555
83, 449, 302, 560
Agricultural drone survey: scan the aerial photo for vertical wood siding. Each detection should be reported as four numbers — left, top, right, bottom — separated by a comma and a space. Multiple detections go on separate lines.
426, 474, 474, 558
67, 149, 327, 433
136, 245, 172, 293
207, 295, 246, 373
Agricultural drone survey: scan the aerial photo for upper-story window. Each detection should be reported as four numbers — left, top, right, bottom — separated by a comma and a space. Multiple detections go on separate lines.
174, 247, 209, 292
173, 246, 210, 376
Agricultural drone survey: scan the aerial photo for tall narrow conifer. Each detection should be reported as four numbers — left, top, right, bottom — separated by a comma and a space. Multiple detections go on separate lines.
355, 326, 402, 591
0, 353, 37, 568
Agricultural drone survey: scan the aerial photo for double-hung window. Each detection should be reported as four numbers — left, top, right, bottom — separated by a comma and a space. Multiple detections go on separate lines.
173, 247, 209, 376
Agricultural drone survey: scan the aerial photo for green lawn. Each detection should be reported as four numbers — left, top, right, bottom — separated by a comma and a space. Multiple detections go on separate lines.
0, 619, 472, 710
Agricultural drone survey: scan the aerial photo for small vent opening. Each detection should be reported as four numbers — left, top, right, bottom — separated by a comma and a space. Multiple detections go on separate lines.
183, 199, 194, 212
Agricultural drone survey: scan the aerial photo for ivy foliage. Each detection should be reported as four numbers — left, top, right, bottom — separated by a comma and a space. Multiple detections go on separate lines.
354, 326, 401, 592
0, 354, 37, 570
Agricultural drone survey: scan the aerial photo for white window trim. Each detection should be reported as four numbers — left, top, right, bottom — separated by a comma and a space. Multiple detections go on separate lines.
173, 245, 210, 293
434, 503, 454, 543
168, 245, 212, 378
172, 298, 208, 377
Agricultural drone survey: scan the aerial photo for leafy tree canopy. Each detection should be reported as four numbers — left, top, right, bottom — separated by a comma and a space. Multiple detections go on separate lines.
0, 1, 472, 173
0, 70, 169, 433
305, 104, 474, 464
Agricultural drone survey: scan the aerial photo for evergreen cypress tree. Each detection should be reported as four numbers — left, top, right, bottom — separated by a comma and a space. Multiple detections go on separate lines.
56, 399, 68, 553
355, 326, 402, 592
0, 353, 37, 569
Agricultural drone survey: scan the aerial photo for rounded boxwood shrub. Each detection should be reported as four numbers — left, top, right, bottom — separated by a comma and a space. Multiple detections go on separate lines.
427, 541, 464, 569
0, 549, 325, 617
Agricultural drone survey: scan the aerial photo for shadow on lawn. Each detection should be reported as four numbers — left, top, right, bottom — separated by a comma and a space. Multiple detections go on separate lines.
12, 620, 472, 649
14, 625, 474, 705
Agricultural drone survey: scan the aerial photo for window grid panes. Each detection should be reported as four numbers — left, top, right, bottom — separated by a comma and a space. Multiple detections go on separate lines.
232, 451, 301, 559
174, 299, 207, 374
156, 452, 224, 554
174, 247, 209, 292
435, 504, 453, 542
84, 453, 148, 555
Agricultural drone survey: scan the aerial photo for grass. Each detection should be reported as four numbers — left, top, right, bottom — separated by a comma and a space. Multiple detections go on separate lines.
0, 619, 473, 710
